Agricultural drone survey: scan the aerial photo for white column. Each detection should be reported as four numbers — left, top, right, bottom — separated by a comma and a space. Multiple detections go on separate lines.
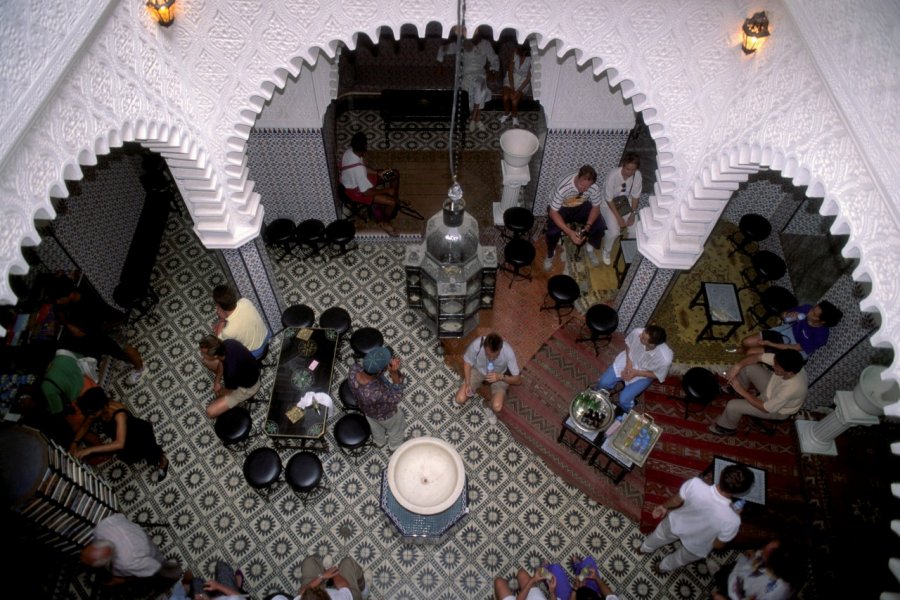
796, 391, 880, 456
493, 162, 532, 225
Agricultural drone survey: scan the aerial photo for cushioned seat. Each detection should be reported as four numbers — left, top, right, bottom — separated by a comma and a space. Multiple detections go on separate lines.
325, 219, 357, 258
502, 207, 535, 240
678, 368, 718, 419
242, 447, 282, 497
739, 251, 787, 294
576, 304, 618, 356
539, 274, 581, 323
727, 213, 771, 257
214, 407, 253, 448
281, 304, 315, 329
747, 285, 797, 330
264, 219, 296, 262
502, 238, 536, 288
350, 327, 384, 358
334, 412, 373, 463
339, 378, 361, 412
285, 451, 325, 505
295, 219, 327, 259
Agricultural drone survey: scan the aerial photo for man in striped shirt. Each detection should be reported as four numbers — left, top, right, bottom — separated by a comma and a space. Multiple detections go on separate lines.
544, 165, 607, 271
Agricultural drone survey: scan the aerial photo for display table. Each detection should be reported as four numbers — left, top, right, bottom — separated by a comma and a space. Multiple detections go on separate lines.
265, 328, 337, 450
689, 281, 743, 342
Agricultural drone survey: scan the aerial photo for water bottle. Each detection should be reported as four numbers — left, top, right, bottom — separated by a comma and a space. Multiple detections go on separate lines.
486, 360, 495, 374
732, 498, 746, 512
784, 312, 806, 324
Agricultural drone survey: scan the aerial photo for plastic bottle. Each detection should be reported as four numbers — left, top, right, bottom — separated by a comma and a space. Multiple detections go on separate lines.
732, 498, 746, 511
486, 360, 495, 374
784, 312, 806, 323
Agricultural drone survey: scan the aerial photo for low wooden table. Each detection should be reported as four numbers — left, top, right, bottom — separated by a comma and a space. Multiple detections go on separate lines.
557, 417, 633, 485
265, 328, 338, 450
613, 238, 638, 287
689, 281, 743, 342
380, 89, 469, 147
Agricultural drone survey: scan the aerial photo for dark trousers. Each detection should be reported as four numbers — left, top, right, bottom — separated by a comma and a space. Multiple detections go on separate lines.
546, 203, 606, 257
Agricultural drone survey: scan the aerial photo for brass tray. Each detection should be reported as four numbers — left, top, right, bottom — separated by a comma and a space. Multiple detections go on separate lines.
568, 388, 615, 435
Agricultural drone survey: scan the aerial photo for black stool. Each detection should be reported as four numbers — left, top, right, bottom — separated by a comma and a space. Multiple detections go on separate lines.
295, 219, 327, 259
747, 285, 797, 330
264, 219, 296, 262
350, 327, 384, 358
576, 304, 618, 356
502, 207, 535, 240
678, 368, 718, 419
319, 306, 352, 359
338, 378, 361, 412
539, 275, 581, 324
285, 451, 326, 505
334, 413, 373, 464
243, 447, 282, 498
727, 214, 771, 257
325, 219, 357, 258
502, 238, 536, 288
281, 304, 315, 329
214, 407, 253, 449
739, 251, 787, 294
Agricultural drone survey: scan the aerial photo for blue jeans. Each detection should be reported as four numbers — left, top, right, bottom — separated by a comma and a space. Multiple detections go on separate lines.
598, 364, 652, 412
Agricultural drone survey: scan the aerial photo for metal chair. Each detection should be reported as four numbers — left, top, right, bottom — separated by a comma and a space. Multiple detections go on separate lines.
738, 251, 787, 295
281, 304, 315, 329
501, 206, 535, 241
350, 327, 384, 358
576, 304, 618, 356
334, 412, 373, 464
325, 219, 357, 258
338, 378, 361, 412
319, 306, 352, 359
678, 368, 718, 419
727, 213, 771, 257
502, 238, 536, 288
214, 407, 254, 450
263, 219, 297, 262
295, 219, 327, 260
242, 447, 282, 499
539, 274, 581, 324
285, 451, 326, 505
747, 285, 797, 330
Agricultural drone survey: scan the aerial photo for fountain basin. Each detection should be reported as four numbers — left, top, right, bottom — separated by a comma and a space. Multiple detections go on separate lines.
500, 129, 539, 167
386, 436, 465, 515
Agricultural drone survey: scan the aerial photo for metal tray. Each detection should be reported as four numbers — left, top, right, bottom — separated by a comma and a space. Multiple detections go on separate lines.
611, 411, 662, 467
568, 388, 615, 435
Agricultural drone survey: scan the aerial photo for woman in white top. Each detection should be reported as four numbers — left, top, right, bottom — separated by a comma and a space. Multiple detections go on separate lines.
500, 44, 532, 127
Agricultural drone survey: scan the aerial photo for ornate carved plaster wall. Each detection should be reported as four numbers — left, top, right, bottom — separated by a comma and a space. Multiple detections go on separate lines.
1, 0, 898, 382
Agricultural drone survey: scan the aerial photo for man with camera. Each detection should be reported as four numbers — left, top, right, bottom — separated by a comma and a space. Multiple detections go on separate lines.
339, 132, 401, 235
600, 153, 643, 265
544, 165, 607, 270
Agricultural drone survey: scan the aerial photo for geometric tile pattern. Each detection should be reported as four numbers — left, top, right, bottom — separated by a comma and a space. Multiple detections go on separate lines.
80, 209, 727, 599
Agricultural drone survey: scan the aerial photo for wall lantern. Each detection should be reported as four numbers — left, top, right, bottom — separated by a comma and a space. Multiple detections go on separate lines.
741, 11, 770, 54
147, 0, 176, 27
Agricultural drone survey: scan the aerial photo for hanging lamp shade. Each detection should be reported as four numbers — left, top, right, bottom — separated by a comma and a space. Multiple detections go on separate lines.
741, 11, 770, 55
147, 0, 176, 27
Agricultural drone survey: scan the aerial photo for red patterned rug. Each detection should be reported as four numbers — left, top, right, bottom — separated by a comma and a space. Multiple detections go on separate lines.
638, 387, 807, 545
500, 315, 645, 521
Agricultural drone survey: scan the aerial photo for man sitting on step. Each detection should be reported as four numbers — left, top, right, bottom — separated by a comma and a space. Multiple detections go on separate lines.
544, 165, 607, 271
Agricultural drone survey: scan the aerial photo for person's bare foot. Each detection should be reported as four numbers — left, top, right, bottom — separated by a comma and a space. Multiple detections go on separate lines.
379, 222, 398, 236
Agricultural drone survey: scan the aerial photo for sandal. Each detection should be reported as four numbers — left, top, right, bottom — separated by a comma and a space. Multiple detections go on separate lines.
156, 455, 170, 482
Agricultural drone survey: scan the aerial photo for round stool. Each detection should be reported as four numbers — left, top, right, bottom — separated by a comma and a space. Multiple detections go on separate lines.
285, 451, 324, 504
339, 378, 360, 412
740, 251, 786, 293
502, 238, 536, 288
264, 219, 296, 262
295, 219, 326, 258
679, 367, 718, 419
350, 327, 384, 358
242, 447, 282, 495
214, 407, 252, 447
325, 219, 357, 257
576, 304, 618, 356
749, 285, 797, 330
539, 274, 581, 324
334, 413, 372, 463
319, 306, 352, 338
502, 207, 535, 240
728, 213, 771, 257
281, 304, 315, 329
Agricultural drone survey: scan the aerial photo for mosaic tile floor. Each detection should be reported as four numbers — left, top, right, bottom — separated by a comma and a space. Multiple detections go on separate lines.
83, 210, 728, 600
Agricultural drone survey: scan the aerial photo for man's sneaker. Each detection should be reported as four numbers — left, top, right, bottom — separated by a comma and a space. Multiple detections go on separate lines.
322, 555, 334, 570
476, 121, 486, 132
127, 369, 145, 385
468, 120, 476, 132
498, 113, 510, 124
602, 249, 612, 266
483, 404, 498, 426
543, 254, 555, 271
708, 423, 736, 436
585, 245, 600, 267
512, 117, 520, 126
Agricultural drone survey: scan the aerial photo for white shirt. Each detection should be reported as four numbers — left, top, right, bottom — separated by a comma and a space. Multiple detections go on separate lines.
611, 328, 673, 384
463, 336, 520, 376
93, 513, 165, 578
604, 166, 643, 203
339, 148, 372, 192
669, 478, 741, 556
549, 171, 603, 211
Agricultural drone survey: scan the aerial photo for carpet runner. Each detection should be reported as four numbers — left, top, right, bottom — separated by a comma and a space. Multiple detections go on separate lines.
501, 316, 645, 521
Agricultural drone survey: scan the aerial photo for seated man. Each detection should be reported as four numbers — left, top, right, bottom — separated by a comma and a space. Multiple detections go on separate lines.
600, 153, 643, 265
81, 513, 181, 585
544, 165, 607, 270
207, 284, 270, 362
709, 349, 807, 436
454, 332, 522, 425
273, 554, 368, 600
339, 132, 400, 235
740, 300, 842, 359
493, 566, 556, 600
596, 325, 673, 412
197, 335, 261, 418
